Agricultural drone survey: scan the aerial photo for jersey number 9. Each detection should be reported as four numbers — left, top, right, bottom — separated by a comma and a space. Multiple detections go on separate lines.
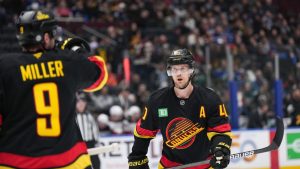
33, 82, 61, 137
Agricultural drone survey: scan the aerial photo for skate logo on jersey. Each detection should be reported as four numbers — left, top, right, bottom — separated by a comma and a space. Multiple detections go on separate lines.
165, 117, 204, 149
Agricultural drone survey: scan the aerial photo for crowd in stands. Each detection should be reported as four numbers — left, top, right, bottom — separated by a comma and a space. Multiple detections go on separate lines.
1, 0, 300, 135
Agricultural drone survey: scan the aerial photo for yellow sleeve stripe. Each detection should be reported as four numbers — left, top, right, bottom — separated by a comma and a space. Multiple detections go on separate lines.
0, 165, 13, 169
207, 131, 233, 141
158, 162, 164, 169
60, 38, 72, 50
57, 154, 91, 169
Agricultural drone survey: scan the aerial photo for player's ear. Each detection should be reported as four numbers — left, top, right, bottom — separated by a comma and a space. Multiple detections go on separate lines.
190, 67, 195, 75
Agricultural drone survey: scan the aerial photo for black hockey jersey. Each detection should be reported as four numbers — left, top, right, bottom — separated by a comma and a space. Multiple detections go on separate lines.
130, 86, 232, 169
0, 49, 107, 169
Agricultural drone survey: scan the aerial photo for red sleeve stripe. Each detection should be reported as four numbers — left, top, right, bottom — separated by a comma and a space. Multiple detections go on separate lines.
134, 119, 159, 138
84, 56, 108, 92
0, 142, 89, 169
207, 123, 231, 132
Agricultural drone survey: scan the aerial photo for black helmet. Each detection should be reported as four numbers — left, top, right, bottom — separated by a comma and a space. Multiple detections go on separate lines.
16, 10, 57, 47
167, 48, 195, 68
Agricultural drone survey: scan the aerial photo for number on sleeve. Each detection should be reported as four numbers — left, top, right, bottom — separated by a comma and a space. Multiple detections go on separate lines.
142, 107, 148, 120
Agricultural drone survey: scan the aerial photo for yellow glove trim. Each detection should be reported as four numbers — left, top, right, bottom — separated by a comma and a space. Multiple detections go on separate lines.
128, 157, 148, 167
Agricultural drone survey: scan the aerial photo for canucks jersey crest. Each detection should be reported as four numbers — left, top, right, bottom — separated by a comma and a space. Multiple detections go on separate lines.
165, 117, 204, 149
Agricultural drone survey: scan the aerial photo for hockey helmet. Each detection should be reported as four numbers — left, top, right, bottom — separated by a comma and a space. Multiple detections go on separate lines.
166, 49, 195, 76
16, 10, 57, 47
167, 49, 195, 68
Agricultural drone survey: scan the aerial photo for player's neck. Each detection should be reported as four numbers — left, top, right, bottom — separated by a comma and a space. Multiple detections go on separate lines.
174, 84, 193, 99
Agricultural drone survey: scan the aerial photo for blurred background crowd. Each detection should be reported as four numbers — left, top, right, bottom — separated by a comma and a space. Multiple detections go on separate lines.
0, 0, 300, 136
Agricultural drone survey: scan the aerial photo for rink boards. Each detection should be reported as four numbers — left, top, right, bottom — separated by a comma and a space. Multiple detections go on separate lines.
97, 128, 300, 169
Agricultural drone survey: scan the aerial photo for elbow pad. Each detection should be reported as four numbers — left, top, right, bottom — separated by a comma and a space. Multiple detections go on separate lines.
57, 37, 90, 53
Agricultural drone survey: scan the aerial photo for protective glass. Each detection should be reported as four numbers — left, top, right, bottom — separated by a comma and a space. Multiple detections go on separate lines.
167, 66, 194, 76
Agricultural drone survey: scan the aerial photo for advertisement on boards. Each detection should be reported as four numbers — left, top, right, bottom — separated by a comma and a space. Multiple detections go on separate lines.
279, 128, 300, 169
227, 130, 270, 169
98, 128, 300, 169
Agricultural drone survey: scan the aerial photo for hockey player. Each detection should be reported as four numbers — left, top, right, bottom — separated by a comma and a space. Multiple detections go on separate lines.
128, 49, 232, 169
0, 10, 108, 169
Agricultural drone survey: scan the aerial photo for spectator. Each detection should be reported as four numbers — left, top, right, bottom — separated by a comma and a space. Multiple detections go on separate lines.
290, 88, 300, 126
2, 0, 300, 130
106, 63, 118, 87
123, 105, 142, 134
108, 105, 124, 134
117, 88, 136, 111
97, 113, 111, 136
89, 86, 119, 115
55, 0, 72, 17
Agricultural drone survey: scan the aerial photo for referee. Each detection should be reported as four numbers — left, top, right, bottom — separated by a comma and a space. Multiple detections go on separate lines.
76, 93, 101, 169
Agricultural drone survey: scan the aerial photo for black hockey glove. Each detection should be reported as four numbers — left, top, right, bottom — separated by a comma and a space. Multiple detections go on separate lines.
210, 143, 230, 169
128, 155, 149, 169
56, 37, 90, 53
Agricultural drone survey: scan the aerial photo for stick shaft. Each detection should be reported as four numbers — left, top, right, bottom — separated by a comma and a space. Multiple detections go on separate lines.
87, 143, 119, 155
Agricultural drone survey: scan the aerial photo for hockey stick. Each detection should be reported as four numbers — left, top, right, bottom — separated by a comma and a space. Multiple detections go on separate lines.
167, 117, 284, 169
87, 143, 120, 156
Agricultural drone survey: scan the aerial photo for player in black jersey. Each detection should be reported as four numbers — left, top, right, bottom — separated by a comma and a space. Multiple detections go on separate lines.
0, 10, 108, 169
128, 49, 232, 169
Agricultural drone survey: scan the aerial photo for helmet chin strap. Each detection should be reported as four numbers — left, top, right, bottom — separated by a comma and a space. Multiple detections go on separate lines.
177, 79, 190, 89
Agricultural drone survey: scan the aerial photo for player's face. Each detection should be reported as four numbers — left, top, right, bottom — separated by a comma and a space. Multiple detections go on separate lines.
76, 99, 87, 113
43, 33, 55, 49
169, 64, 192, 89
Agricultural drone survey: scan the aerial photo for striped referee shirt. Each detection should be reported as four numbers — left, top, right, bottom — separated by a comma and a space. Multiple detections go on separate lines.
76, 111, 99, 142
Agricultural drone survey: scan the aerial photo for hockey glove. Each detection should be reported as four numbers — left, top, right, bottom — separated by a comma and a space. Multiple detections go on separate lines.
210, 143, 230, 169
56, 37, 90, 53
128, 155, 149, 169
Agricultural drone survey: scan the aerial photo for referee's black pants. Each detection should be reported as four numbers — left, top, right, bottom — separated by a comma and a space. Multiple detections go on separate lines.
86, 140, 101, 169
